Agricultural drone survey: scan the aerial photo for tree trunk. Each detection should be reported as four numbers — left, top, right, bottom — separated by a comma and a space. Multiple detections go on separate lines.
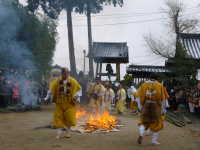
87, 5, 94, 79
174, 12, 180, 58
175, 33, 180, 58
66, 7, 77, 77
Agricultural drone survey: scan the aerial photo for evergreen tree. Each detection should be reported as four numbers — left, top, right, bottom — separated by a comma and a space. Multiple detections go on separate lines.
27, 0, 80, 77
27, 0, 124, 78
75, 0, 124, 78
0, 0, 57, 80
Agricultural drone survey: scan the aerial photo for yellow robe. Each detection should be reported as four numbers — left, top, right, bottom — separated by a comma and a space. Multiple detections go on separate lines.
116, 88, 127, 113
87, 82, 95, 97
104, 88, 115, 111
89, 83, 105, 111
51, 77, 81, 128
130, 92, 138, 111
163, 87, 170, 100
137, 80, 168, 132
49, 78, 58, 92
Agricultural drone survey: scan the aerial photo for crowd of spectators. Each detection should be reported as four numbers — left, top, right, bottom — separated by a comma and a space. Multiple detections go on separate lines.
124, 80, 200, 117
168, 87, 200, 116
0, 69, 47, 109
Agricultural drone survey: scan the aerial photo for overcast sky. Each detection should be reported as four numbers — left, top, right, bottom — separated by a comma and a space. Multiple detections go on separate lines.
52, 0, 200, 78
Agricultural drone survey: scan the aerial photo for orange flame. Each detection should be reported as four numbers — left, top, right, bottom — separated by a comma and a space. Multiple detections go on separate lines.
85, 111, 117, 131
76, 109, 118, 132
76, 109, 87, 119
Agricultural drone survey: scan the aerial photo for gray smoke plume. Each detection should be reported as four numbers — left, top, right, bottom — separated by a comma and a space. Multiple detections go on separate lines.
0, 0, 39, 107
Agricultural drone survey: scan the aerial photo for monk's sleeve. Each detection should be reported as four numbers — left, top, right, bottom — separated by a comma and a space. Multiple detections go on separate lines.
111, 89, 115, 99
122, 89, 127, 100
161, 85, 169, 114
49, 79, 56, 92
137, 84, 145, 106
160, 85, 167, 101
50, 79, 59, 102
87, 83, 95, 96
164, 87, 170, 100
71, 78, 81, 98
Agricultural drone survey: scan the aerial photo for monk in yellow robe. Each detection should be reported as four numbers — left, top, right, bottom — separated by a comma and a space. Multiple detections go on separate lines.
104, 82, 115, 112
116, 84, 127, 114
130, 91, 139, 113
44, 68, 61, 102
87, 81, 95, 102
88, 78, 105, 113
44, 76, 60, 103
137, 73, 169, 145
51, 68, 81, 139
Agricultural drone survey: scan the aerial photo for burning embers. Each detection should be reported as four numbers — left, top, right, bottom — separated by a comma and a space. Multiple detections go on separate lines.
86, 111, 118, 132
74, 109, 121, 133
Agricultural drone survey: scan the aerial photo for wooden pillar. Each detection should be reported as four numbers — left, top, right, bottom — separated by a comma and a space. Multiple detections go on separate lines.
99, 63, 102, 80
96, 63, 99, 79
132, 75, 135, 85
116, 63, 120, 81
87, 8, 94, 79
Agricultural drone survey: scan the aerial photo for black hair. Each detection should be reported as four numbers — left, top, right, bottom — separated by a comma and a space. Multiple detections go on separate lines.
149, 72, 158, 80
61, 68, 66, 73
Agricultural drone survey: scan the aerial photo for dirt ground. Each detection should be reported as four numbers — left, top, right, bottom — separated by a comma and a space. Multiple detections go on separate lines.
0, 105, 200, 150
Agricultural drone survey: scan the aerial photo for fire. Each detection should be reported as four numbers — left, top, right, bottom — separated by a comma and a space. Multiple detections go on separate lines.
85, 111, 118, 132
76, 109, 87, 119
76, 109, 119, 132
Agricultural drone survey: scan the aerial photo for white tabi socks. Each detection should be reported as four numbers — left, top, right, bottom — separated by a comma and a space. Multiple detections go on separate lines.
137, 125, 145, 144
56, 127, 71, 139
145, 129, 153, 136
138, 125, 145, 137
56, 129, 63, 139
138, 126, 160, 145
64, 127, 71, 138
151, 132, 160, 145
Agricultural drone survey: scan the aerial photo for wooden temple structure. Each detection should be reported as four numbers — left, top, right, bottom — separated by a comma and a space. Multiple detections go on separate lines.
166, 33, 200, 67
179, 33, 200, 59
126, 65, 171, 85
92, 42, 129, 81
126, 33, 200, 86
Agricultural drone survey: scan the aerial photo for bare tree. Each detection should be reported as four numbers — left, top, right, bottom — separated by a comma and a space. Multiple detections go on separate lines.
166, 0, 199, 33
144, 34, 175, 58
145, 0, 199, 58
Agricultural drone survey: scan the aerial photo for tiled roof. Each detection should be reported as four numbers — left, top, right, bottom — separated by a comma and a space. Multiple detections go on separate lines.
127, 65, 171, 73
92, 42, 129, 63
179, 33, 200, 59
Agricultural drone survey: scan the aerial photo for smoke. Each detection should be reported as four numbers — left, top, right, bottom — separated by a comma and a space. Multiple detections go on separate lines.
0, 0, 38, 106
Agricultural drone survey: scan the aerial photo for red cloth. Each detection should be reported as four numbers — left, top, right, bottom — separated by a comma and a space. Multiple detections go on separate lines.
12, 87, 19, 99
